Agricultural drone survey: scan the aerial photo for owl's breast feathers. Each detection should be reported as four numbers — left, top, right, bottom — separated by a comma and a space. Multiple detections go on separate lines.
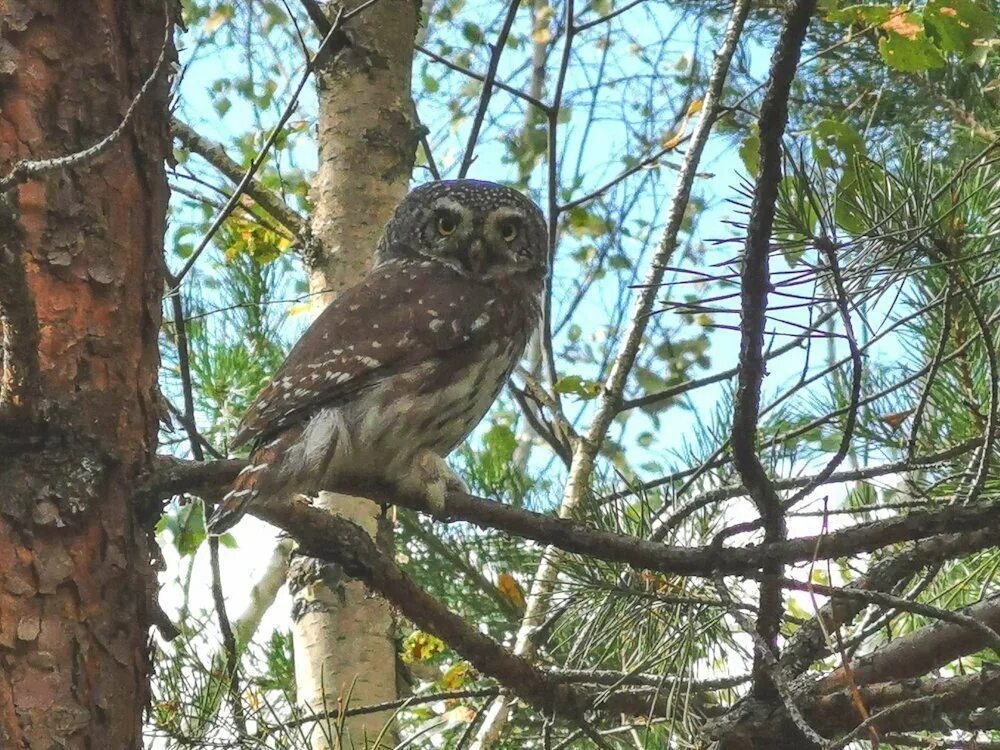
230, 259, 541, 452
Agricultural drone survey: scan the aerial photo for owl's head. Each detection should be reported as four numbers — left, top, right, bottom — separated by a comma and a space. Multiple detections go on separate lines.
377, 179, 548, 283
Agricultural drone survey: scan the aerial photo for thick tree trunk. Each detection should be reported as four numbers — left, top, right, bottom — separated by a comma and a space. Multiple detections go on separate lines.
0, 1, 170, 747
287, 1, 419, 746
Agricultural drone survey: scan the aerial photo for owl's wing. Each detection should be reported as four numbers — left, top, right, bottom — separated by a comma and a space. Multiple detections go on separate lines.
230, 260, 529, 450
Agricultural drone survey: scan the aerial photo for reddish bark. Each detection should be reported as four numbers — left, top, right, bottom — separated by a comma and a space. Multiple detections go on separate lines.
0, 1, 170, 746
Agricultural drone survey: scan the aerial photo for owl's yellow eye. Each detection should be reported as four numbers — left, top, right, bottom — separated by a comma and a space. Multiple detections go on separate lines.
436, 215, 458, 236
500, 222, 518, 242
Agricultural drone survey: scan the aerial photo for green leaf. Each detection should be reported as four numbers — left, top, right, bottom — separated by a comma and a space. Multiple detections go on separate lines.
554, 375, 601, 399
159, 502, 208, 557
422, 73, 440, 93
482, 423, 518, 464
827, 3, 893, 25
924, 0, 997, 56
739, 131, 760, 177
565, 207, 611, 239
462, 22, 483, 44
812, 119, 867, 163
878, 13, 946, 71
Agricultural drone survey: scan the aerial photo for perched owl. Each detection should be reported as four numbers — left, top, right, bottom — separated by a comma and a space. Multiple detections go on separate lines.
208, 179, 547, 533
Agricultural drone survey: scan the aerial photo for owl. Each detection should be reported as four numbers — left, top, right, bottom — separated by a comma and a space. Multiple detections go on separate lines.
208, 179, 548, 533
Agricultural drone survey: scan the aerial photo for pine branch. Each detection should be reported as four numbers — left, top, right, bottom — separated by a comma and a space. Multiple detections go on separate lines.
779, 526, 1000, 678
818, 594, 1000, 691
142, 455, 1000, 578
730, 0, 816, 701
248, 491, 662, 721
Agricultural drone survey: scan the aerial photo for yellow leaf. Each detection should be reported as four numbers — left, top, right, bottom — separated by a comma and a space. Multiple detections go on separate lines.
441, 705, 477, 724
244, 688, 262, 711
531, 26, 552, 44
204, 9, 229, 33
497, 572, 526, 611
662, 132, 682, 150
402, 630, 446, 663
880, 409, 914, 430
441, 661, 472, 690
686, 98, 703, 116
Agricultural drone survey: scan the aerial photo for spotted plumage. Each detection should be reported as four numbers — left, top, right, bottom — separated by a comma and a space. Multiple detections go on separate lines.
209, 179, 547, 533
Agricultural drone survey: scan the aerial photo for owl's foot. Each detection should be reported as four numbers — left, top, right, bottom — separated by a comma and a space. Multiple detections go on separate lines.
398, 451, 467, 515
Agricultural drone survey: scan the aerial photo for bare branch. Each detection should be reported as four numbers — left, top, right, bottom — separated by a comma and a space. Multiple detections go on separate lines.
416, 44, 549, 113
248, 492, 659, 721
298, 0, 332, 35
781, 238, 863, 507
458, 1, 522, 177
779, 526, 1000, 678
208, 536, 246, 734
781, 580, 1000, 663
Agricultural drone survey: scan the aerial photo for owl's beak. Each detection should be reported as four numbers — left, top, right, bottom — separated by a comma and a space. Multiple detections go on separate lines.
465, 237, 489, 275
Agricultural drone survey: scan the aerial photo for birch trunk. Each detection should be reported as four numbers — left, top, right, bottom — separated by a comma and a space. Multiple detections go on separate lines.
0, 0, 170, 745
288, 2, 419, 747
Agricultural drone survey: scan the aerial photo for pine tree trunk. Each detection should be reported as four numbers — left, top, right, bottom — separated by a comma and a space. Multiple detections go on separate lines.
287, 2, 419, 746
0, 1, 171, 747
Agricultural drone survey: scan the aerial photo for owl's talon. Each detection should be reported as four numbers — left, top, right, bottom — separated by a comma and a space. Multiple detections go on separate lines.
398, 450, 466, 515
424, 482, 448, 514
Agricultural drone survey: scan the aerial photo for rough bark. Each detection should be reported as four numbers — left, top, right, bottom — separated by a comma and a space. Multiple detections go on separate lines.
288, 1, 419, 747
0, 0, 170, 747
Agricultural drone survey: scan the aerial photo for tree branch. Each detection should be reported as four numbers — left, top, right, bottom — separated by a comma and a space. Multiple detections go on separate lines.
779, 525, 1000, 678
782, 579, 1000, 663
819, 594, 1000, 691
730, 0, 816, 700
142, 456, 1000, 579
416, 44, 549, 113
248, 492, 659, 721
172, 118, 305, 237
458, 1, 522, 177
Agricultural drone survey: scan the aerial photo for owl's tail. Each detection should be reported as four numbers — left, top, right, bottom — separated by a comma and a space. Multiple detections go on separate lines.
208, 430, 299, 534
208, 465, 263, 534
